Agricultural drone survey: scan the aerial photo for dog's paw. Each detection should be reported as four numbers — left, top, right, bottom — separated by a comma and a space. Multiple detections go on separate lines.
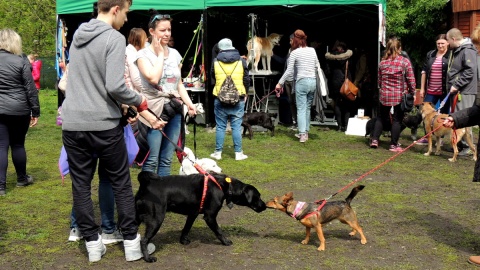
317, 245, 325, 251
448, 157, 456, 162
434, 152, 441, 156
143, 256, 157, 263
424, 153, 431, 156
301, 239, 309, 245
361, 239, 367, 245
221, 238, 233, 246
180, 236, 191, 245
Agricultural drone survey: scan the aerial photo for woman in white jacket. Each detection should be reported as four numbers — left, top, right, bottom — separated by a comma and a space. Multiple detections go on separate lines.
125, 28, 147, 92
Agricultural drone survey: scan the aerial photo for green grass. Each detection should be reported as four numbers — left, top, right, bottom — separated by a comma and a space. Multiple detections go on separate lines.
1, 89, 480, 269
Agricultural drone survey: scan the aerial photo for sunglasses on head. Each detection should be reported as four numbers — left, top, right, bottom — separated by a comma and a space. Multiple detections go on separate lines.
150, 14, 171, 24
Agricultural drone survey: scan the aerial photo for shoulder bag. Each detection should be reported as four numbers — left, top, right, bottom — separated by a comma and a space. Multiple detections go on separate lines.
340, 60, 359, 101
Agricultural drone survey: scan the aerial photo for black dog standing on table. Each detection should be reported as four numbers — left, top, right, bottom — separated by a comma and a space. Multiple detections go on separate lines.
135, 171, 267, 263
242, 112, 277, 139
365, 108, 423, 140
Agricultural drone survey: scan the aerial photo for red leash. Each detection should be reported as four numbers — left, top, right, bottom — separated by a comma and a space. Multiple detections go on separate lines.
319, 122, 447, 203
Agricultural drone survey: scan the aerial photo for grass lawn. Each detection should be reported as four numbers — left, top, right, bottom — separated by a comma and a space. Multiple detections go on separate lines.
1, 89, 480, 269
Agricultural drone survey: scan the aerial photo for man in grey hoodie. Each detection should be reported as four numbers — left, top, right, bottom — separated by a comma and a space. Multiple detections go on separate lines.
446, 28, 478, 155
61, 0, 164, 263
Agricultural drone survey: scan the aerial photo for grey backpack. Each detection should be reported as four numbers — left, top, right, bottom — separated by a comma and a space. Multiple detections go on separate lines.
217, 61, 240, 106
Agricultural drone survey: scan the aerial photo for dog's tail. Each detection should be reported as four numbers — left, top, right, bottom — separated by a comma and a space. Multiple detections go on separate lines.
345, 185, 365, 205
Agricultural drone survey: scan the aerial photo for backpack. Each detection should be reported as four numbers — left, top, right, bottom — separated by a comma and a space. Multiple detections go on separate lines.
217, 61, 240, 106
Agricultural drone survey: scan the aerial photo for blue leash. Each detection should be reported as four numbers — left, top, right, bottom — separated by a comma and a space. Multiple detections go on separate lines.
436, 92, 451, 112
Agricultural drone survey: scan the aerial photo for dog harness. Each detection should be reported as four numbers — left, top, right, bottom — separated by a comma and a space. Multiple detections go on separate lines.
194, 163, 223, 212
288, 200, 327, 220
429, 113, 440, 136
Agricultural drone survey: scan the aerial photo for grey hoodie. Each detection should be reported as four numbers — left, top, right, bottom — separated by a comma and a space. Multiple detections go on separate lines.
62, 19, 142, 131
447, 38, 478, 95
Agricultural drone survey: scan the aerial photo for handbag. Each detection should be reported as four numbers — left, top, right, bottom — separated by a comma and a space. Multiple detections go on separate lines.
399, 69, 414, 113
401, 93, 414, 112
340, 60, 359, 101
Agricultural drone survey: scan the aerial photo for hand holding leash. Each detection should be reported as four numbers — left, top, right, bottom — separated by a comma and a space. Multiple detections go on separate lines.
442, 116, 455, 128
274, 84, 283, 98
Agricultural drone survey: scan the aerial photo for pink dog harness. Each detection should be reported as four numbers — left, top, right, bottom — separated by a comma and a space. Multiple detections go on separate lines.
291, 201, 306, 219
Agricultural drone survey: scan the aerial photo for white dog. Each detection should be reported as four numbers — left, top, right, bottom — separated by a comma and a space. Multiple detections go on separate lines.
184, 103, 205, 135
179, 147, 222, 175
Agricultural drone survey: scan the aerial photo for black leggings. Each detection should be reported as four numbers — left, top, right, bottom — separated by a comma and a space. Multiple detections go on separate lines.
371, 104, 404, 146
0, 114, 31, 188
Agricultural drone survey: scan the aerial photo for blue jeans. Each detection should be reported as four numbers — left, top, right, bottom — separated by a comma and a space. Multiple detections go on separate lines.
142, 113, 181, 176
295, 78, 316, 134
214, 98, 245, 153
424, 93, 450, 114
70, 161, 116, 234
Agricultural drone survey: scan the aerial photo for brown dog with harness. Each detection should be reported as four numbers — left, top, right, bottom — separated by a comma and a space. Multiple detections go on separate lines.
421, 102, 477, 162
266, 185, 367, 251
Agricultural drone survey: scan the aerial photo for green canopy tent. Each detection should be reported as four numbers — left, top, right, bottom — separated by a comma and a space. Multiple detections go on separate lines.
56, 0, 387, 124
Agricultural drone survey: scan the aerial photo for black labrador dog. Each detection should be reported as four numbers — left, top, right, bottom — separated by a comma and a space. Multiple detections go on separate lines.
135, 171, 267, 263
242, 112, 277, 139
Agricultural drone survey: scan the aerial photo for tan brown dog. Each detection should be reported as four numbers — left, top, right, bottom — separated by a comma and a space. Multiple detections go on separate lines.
421, 102, 477, 162
266, 185, 367, 251
246, 33, 282, 73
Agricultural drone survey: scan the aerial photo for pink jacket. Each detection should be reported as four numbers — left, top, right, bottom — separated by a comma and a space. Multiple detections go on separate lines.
31, 60, 42, 89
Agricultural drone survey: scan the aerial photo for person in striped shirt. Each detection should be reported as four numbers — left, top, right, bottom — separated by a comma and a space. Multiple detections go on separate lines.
369, 37, 416, 152
276, 29, 320, 143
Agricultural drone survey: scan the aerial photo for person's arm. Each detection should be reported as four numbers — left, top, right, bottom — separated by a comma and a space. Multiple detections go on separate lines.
452, 49, 477, 92
276, 52, 295, 88
446, 104, 480, 128
126, 51, 143, 92
137, 37, 165, 85
105, 34, 142, 106
420, 73, 426, 98
405, 60, 416, 95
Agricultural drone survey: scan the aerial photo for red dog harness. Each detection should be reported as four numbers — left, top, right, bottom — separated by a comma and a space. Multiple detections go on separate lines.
289, 200, 327, 220
194, 163, 223, 212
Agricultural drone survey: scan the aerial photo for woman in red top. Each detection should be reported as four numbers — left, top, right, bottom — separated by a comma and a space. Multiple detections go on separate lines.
370, 37, 416, 152
27, 54, 42, 90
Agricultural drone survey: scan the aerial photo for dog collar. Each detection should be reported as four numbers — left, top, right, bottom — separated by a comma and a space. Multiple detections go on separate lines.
291, 201, 306, 219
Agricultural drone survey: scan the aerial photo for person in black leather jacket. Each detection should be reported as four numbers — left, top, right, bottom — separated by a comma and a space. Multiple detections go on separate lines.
0, 28, 40, 195
443, 23, 480, 267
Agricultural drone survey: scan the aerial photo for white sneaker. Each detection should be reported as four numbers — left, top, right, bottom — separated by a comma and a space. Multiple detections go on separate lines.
85, 234, 106, 263
147, 243, 156, 255
68, 228, 83, 242
210, 151, 222, 160
124, 233, 142, 262
101, 229, 123, 245
235, 151, 248, 161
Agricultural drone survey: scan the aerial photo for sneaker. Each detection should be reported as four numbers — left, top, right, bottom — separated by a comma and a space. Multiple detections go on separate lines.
0, 189, 5, 196
210, 151, 222, 160
124, 233, 142, 262
16, 175, 33, 187
68, 228, 83, 242
235, 151, 248, 161
370, 139, 378, 149
289, 125, 298, 131
458, 148, 474, 156
295, 133, 309, 140
85, 234, 106, 263
299, 134, 307, 143
102, 229, 123, 245
415, 138, 428, 145
389, 145, 403, 152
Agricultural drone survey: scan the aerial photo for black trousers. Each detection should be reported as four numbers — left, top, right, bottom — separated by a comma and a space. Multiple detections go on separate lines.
62, 125, 137, 240
284, 80, 297, 123
0, 114, 30, 189
372, 104, 404, 146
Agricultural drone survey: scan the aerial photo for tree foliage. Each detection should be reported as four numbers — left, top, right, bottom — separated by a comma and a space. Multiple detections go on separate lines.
0, 0, 56, 57
385, 0, 450, 68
